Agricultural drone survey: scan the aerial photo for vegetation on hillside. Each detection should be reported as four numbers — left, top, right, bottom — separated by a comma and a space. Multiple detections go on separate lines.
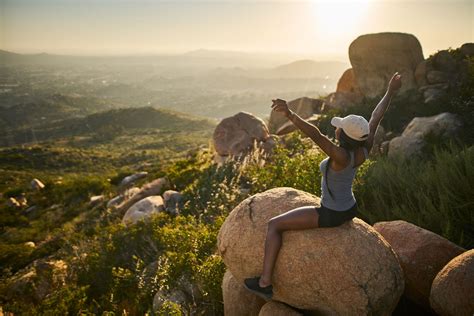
1, 47, 473, 315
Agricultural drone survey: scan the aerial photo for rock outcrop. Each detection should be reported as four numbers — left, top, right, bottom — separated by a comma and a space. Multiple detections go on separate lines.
349, 32, 424, 98
222, 270, 265, 316
218, 187, 404, 314
116, 178, 168, 213
373, 220, 465, 309
430, 249, 474, 316
122, 196, 165, 225
416, 43, 474, 104
388, 112, 462, 159
268, 97, 323, 134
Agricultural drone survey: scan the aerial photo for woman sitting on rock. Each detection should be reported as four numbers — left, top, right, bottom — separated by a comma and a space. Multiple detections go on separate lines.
244, 72, 402, 300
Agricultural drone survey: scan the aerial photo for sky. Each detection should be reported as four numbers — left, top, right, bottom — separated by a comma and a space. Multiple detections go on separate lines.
1, 0, 473, 61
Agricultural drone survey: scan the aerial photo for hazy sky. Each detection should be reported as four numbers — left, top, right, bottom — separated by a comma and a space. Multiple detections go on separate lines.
1, 0, 473, 61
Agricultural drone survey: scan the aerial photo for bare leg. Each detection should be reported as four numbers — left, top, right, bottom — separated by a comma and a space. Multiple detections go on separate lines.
259, 206, 319, 287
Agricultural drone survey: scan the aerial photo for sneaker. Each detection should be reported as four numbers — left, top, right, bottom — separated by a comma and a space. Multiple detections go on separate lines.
244, 276, 273, 300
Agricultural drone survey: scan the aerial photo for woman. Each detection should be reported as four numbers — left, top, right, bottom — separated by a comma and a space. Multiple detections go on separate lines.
244, 72, 402, 300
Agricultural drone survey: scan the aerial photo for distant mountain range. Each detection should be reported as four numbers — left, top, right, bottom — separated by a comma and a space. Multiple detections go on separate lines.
0, 49, 349, 74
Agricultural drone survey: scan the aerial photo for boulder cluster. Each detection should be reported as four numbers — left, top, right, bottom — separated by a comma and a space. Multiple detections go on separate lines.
211, 33, 472, 161
217, 188, 473, 315
105, 174, 183, 225
218, 187, 405, 315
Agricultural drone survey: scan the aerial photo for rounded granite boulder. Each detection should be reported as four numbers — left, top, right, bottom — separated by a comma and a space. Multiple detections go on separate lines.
430, 249, 474, 316
373, 220, 465, 309
217, 187, 404, 315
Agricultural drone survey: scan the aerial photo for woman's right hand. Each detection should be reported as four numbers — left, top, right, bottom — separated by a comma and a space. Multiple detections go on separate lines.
271, 99, 291, 117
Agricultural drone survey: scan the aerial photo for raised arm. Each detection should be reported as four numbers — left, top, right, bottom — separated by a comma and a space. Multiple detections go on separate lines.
271, 99, 349, 165
365, 72, 402, 151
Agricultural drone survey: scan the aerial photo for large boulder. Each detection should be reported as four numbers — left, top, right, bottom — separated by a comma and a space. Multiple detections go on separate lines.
217, 187, 404, 315
213, 112, 270, 157
430, 249, 474, 316
259, 301, 302, 316
373, 220, 465, 309
388, 112, 462, 159
222, 270, 265, 316
268, 97, 323, 134
122, 196, 165, 225
349, 32, 424, 98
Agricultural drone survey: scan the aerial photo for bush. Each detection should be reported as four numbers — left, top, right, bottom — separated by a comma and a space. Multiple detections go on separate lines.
355, 144, 474, 248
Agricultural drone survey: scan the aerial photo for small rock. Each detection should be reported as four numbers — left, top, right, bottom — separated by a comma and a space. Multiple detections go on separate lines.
30, 179, 45, 190
24, 242, 35, 248
162, 190, 183, 216
119, 171, 148, 188
7, 197, 21, 208
107, 195, 124, 208
89, 195, 104, 206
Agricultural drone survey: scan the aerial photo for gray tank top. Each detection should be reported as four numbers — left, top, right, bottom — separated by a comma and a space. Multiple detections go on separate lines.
319, 147, 369, 211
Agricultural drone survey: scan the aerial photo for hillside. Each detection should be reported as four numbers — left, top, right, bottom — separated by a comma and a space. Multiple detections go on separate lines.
1, 106, 216, 146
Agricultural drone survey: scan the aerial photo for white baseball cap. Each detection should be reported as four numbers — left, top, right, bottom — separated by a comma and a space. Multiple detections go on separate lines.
331, 114, 369, 141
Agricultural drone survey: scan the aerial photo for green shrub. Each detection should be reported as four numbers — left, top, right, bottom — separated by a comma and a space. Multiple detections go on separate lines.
242, 132, 325, 197
355, 144, 474, 248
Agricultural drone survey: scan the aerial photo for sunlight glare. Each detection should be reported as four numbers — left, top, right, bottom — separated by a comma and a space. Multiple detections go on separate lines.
310, 0, 372, 37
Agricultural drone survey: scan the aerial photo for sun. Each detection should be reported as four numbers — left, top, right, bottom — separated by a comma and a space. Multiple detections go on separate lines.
310, 0, 372, 37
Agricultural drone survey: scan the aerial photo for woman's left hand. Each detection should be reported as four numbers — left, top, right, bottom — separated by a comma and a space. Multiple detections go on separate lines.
388, 72, 402, 94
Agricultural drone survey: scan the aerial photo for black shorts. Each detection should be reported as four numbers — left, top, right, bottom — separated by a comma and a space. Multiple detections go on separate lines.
315, 203, 358, 228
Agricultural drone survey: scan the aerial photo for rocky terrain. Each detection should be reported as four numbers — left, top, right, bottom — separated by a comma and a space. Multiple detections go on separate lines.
0, 32, 473, 315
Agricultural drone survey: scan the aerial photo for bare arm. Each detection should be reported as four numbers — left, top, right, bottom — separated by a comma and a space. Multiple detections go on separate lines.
272, 100, 349, 165
366, 72, 402, 151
